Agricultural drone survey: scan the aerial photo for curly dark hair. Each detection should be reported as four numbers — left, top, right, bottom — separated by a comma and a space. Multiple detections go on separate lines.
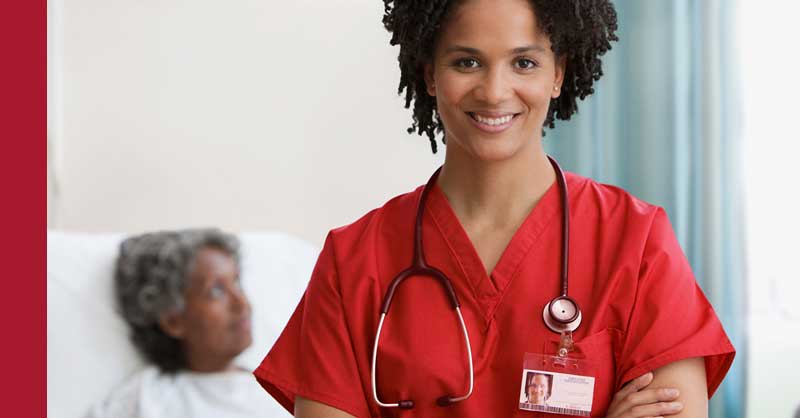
381, 0, 619, 153
114, 228, 240, 373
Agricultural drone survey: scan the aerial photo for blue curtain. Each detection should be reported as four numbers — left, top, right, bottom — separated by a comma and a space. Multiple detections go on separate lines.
544, 1, 746, 417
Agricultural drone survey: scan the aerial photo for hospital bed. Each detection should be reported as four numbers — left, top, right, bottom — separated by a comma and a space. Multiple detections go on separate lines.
47, 230, 318, 418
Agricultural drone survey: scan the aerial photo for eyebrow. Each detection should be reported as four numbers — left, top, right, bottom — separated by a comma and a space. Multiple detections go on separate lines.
443, 44, 546, 55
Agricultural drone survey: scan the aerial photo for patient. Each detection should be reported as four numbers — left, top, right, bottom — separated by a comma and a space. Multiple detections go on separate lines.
88, 228, 274, 418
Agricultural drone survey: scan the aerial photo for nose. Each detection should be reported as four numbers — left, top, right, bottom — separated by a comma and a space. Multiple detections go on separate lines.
475, 65, 513, 105
229, 284, 250, 314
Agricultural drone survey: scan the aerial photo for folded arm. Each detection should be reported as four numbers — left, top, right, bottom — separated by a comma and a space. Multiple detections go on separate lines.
648, 357, 708, 418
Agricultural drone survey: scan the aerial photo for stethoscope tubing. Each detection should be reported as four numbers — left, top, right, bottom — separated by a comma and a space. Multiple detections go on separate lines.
370, 155, 579, 409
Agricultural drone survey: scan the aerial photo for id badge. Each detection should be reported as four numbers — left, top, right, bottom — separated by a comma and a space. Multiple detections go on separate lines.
518, 332, 595, 416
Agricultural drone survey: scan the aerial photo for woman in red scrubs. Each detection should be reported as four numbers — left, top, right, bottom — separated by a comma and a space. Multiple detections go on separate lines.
254, 0, 736, 417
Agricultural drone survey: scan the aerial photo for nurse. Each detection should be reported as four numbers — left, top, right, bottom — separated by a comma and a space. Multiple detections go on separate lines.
254, 0, 735, 417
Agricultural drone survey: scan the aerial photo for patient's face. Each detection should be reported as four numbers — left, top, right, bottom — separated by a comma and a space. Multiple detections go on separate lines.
178, 246, 252, 370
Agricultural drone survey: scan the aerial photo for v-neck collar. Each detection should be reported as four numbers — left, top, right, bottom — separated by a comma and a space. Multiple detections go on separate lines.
424, 172, 571, 318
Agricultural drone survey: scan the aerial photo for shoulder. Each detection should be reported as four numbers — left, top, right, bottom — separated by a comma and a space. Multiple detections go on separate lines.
323, 185, 423, 260
87, 366, 160, 418
566, 171, 665, 225
565, 172, 676, 263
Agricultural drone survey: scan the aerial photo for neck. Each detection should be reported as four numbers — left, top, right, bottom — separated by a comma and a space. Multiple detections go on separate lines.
184, 348, 237, 373
437, 141, 556, 228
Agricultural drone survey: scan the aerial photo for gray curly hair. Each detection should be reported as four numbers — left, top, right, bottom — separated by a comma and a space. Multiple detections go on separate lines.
114, 228, 240, 372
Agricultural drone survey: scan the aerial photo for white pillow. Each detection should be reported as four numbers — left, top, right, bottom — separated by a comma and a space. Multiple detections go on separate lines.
47, 230, 318, 418
235, 232, 318, 370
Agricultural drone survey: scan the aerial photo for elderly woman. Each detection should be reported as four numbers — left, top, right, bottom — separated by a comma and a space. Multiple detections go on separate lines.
89, 228, 273, 418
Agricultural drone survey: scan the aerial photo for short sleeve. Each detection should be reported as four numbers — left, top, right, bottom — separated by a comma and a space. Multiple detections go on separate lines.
615, 208, 735, 397
253, 232, 371, 418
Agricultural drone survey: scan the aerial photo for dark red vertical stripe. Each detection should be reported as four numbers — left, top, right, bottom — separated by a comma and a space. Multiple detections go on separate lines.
0, 0, 46, 416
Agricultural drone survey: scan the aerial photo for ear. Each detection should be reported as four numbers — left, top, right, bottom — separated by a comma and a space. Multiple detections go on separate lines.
552, 55, 567, 99
158, 310, 187, 339
424, 62, 436, 96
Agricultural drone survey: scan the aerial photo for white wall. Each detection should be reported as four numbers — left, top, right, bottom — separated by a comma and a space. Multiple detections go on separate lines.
739, 2, 800, 417
48, 0, 444, 248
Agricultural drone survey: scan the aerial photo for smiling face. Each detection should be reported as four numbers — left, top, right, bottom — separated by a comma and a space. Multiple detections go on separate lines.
424, 0, 564, 163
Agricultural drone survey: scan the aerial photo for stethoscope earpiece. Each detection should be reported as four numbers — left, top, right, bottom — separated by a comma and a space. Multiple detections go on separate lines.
398, 400, 414, 409
437, 395, 455, 407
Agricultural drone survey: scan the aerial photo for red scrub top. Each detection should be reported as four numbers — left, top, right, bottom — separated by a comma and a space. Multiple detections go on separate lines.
254, 171, 735, 418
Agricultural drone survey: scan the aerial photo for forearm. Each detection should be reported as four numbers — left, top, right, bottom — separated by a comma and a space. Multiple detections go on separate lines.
647, 357, 708, 418
294, 396, 356, 418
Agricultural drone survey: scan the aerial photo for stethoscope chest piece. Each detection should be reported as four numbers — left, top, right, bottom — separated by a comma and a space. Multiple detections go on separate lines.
542, 296, 582, 333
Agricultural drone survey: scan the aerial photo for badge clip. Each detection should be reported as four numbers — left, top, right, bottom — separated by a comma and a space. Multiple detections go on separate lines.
554, 331, 574, 365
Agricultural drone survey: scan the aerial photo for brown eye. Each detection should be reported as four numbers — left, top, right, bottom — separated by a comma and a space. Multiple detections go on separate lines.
454, 58, 480, 69
515, 58, 538, 70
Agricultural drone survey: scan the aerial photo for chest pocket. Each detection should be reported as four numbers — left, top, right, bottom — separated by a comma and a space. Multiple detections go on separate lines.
540, 328, 622, 418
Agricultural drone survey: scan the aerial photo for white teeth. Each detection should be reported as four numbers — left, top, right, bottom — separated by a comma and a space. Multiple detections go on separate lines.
472, 113, 513, 126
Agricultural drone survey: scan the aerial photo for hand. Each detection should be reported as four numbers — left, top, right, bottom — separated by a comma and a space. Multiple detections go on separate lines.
605, 372, 683, 418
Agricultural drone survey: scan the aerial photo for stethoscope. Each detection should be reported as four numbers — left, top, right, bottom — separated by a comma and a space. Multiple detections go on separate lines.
371, 155, 581, 409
